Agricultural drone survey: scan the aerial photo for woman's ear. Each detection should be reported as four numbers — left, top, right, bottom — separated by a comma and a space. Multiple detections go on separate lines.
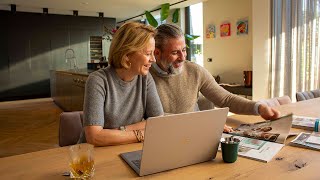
121, 55, 131, 69
124, 54, 129, 61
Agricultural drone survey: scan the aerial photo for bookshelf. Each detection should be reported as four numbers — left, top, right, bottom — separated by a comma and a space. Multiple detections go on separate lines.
90, 36, 102, 62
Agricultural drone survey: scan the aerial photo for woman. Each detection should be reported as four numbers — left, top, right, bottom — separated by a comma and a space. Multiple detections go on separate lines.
78, 22, 164, 146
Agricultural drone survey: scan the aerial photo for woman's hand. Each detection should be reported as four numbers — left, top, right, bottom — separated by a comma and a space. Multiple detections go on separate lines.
223, 124, 234, 133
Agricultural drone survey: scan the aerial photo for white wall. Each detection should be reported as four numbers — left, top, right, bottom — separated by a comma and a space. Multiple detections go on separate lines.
203, 0, 252, 84
252, 0, 271, 100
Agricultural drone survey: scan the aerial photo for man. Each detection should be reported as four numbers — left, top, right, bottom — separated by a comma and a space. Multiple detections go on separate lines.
149, 23, 280, 132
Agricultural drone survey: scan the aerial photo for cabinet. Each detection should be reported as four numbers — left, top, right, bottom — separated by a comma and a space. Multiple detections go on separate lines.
53, 71, 73, 111
71, 74, 87, 111
51, 71, 87, 111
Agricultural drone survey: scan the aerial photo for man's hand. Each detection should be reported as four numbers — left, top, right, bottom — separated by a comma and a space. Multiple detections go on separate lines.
258, 104, 281, 120
223, 124, 234, 133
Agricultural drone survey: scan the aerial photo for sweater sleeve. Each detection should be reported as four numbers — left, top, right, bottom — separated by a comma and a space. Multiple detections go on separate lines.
83, 72, 106, 127
198, 66, 257, 115
144, 73, 164, 118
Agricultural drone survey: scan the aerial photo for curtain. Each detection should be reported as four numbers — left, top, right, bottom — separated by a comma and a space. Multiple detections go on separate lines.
270, 0, 320, 100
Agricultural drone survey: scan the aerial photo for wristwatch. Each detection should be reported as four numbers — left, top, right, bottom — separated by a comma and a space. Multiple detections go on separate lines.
119, 126, 127, 131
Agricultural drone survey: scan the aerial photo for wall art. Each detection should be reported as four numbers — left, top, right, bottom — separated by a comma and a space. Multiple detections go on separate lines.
237, 19, 248, 35
220, 22, 231, 37
206, 24, 216, 39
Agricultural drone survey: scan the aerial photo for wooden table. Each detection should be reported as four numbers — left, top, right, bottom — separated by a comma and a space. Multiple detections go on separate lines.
1, 98, 320, 179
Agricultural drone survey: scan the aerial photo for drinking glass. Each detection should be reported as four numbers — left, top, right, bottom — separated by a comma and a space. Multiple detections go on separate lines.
69, 143, 95, 179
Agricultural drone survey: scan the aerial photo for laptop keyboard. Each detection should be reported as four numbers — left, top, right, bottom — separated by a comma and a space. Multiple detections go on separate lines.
132, 159, 141, 169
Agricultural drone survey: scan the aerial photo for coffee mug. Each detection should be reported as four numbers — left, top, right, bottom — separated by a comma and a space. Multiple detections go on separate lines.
221, 139, 239, 163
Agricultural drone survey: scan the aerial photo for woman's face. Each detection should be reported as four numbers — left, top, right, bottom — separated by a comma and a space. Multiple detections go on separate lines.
127, 37, 156, 76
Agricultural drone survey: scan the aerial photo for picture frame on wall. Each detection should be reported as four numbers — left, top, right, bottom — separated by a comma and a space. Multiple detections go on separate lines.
220, 22, 231, 37
236, 19, 249, 35
206, 24, 216, 39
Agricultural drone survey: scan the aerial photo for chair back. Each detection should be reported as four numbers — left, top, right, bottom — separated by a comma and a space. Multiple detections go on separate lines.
197, 93, 215, 111
258, 96, 292, 107
59, 111, 83, 147
296, 89, 320, 101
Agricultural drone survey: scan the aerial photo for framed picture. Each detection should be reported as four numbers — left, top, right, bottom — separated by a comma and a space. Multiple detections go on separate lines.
237, 19, 248, 35
206, 24, 215, 39
220, 22, 231, 37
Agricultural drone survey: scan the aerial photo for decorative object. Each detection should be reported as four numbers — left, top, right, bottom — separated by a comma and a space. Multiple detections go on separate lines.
220, 22, 231, 37
237, 19, 248, 35
206, 24, 216, 39
243, 71, 252, 88
103, 25, 117, 41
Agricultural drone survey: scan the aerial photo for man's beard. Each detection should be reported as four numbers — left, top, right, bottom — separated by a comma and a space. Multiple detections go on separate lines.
167, 63, 183, 75
158, 54, 183, 75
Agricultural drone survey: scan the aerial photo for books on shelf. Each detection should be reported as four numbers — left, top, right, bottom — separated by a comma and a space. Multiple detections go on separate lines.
292, 115, 319, 130
290, 132, 320, 150
222, 114, 293, 163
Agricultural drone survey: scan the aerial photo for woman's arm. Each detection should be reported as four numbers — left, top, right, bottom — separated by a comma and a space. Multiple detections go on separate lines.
85, 120, 146, 146
85, 126, 145, 146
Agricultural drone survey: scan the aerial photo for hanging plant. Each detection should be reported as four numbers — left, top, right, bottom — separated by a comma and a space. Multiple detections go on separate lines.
145, 11, 158, 28
160, 3, 170, 22
185, 34, 200, 41
145, 3, 200, 43
172, 9, 180, 23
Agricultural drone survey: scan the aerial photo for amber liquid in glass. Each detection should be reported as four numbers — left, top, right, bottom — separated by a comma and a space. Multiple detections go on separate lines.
69, 155, 94, 178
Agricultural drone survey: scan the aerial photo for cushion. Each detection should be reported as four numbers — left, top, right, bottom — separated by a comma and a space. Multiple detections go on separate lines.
59, 111, 83, 147
276, 96, 292, 105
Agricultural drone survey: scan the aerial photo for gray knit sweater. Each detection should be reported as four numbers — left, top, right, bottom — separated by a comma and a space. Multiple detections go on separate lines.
79, 66, 164, 143
149, 61, 257, 115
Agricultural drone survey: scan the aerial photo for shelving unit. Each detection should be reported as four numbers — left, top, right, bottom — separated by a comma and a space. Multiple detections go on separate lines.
90, 36, 102, 62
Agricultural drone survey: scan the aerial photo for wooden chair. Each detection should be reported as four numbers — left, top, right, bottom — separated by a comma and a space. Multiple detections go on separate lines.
296, 89, 320, 101
59, 111, 83, 147
258, 95, 292, 107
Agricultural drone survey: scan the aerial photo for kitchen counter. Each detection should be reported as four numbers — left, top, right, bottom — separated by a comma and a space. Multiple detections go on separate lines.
55, 68, 95, 76
50, 69, 94, 111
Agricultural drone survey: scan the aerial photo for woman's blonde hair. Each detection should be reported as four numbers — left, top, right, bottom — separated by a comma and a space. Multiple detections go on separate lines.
108, 22, 156, 69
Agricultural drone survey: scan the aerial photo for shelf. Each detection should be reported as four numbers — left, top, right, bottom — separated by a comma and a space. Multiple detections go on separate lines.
90, 36, 103, 61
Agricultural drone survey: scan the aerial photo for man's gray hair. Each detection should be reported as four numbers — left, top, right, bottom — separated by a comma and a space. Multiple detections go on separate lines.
155, 23, 184, 50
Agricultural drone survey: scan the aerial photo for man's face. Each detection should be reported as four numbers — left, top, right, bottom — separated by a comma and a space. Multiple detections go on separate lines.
155, 36, 187, 74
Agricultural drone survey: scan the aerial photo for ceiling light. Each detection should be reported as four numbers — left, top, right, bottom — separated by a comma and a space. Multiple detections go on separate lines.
11, 4, 16, 13
43, 8, 48, 15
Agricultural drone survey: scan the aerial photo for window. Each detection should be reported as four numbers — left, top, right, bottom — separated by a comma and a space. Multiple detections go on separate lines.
189, 3, 203, 66
270, 0, 320, 99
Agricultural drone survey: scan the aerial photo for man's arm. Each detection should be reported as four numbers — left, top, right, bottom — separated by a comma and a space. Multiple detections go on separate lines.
85, 121, 146, 146
198, 66, 281, 119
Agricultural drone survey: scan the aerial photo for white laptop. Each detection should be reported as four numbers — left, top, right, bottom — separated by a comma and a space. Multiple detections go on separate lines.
120, 108, 229, 176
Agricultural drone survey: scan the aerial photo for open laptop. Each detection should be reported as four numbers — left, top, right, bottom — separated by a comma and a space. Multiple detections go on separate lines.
120, 108, 229, 176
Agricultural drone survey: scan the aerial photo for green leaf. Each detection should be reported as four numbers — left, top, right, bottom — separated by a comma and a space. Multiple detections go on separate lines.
172, 9, 180, 23
145, 11, 158, 27
185, 34, 200, 41
160, 3, 170, 21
